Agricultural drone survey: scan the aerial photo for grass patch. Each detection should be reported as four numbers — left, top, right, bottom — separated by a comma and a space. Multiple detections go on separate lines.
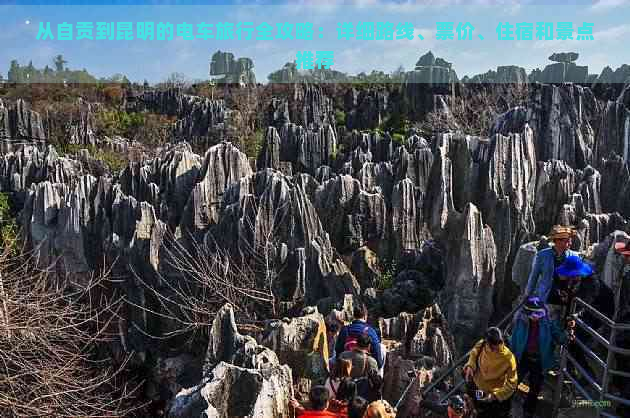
0, 193, 19, 255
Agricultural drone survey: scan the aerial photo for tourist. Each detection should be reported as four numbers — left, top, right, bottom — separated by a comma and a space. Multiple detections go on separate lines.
347, 397, 369, 418
525, 225, 579, 310
327, 321, 342, 369
290, 385, 339, 418
328, 378, 356, 417
613, 240, 630, 417
508, 297, 568, 418
356, 368, 384, 404
335, 303, 384, 370
419, 394, 475, 418
362, 397, 397, 418
339, 332, 379, 381
325, 358, 353, 400
551, 254, 602, 383
462, 327, 517, 418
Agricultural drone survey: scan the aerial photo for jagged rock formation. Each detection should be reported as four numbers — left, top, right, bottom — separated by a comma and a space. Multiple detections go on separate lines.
344, 88, 389, 130
464, 65, 528, 85
209, 51, 256, 86
168, 304, 292, 418
291, 83, 336, 130
68, 98, 97, 146
6, 70, 630, 416
131, 88, 228, 144
380, 304, 455, 405
527, 83, 598, 169
0, 98, 46, 141
531, 52, 588, 84
258, 124, 337, 176
261, 307, 329, 386
441, 203, 497, 353
215, 168, 360, 307
268, 62, 300, 83
549, 52, 579, 63
404, 51, 459, 119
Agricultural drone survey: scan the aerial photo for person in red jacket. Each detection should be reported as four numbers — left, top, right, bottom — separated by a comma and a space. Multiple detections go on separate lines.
290, 385, 339, 417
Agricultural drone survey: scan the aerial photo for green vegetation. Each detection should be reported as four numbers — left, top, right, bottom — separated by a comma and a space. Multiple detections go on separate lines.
0, 193, 18, 255
392, 133, 405, 144
243, 128, 265, 158
6, 55, 131, 85
335, 109, 346, 127
57, 143, 128, 173
379, 111, 411, 140
92, 147, 128, 173
375, 259, 397, 290
96, 110, 146, 138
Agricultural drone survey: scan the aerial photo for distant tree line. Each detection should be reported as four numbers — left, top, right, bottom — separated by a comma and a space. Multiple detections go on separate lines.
5, 55, 131, 84
267, 62, 407, 84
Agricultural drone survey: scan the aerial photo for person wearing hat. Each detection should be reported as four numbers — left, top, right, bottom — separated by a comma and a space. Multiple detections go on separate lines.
613, 239, 630, 320
419, 394, 475, 418
508, 296, 569, 418
552, 254, 606, 384
525, 225, 579, 310
462, 327, 518, 418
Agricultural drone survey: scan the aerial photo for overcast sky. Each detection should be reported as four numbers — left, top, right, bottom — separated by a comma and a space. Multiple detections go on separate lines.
1, 0, 629, 83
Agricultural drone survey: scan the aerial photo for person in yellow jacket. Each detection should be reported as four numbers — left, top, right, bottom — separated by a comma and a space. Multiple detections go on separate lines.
462, 327, 517, 418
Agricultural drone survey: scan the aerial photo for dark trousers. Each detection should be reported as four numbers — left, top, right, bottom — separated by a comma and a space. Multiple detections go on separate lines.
475, 397, 512, 418
517, 353, 544, 416
466, 381, 512, 418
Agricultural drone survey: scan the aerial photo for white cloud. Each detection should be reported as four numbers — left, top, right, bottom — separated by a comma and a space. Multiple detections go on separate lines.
336, 26, 436, 74
531, 38, 573, 50
593, 23, 630, 41
590, 0, 630, 13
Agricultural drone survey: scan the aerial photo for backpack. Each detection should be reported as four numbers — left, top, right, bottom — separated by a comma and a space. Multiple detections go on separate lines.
344, 325, 370, 352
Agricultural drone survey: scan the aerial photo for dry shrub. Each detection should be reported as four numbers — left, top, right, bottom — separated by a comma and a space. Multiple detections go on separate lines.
0, 247, 142, 417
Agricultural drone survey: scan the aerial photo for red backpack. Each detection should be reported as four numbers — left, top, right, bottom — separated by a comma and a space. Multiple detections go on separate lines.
343, 325, 370, 352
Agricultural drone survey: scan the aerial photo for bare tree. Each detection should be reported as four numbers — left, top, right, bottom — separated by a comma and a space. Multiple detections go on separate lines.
161, 72, 191, 90
0, 246, 142, 417
130, 198, 291, 337
227, 86, 259, 153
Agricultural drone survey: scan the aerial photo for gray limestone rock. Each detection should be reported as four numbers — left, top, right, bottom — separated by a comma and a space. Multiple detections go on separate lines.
210, 51, 256, 86
527, 83, 598, 169
441, 203, 497, 354
261, 307, 329, 383
168, 304, 292, 418
549, 52, 579, 63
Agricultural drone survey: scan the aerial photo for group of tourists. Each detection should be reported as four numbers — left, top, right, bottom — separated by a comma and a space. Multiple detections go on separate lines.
290, 303, 394, 418
290, 225, 630, 418
458, 225, 630, 418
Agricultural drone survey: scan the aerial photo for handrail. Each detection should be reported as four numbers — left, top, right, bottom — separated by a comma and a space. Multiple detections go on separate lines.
574, 298, 616, 328
401, 297, 527, 411
553, 296, 630, 418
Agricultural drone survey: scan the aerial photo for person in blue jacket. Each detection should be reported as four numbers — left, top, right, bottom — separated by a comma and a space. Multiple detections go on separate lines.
335, 302, 384, 370
508, 296, 570, 418
525, 225, 579, 308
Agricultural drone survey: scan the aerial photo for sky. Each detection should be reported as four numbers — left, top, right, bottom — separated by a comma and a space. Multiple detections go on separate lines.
0, 0, 629, 83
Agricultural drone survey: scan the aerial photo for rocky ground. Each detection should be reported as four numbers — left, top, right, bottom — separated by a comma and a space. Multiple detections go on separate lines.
1, 51, 630, 417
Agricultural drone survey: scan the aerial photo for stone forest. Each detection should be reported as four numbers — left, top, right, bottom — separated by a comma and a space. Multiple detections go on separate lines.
1, 50, 630, 418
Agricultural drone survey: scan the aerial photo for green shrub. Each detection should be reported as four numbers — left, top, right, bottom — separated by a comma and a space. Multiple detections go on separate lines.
92, 148, 128, 173
57, 144, 128, 174
375, 260, 397, 290
392, 133, 405, 144
244, 128, 265, 158
335, 109, 346, 127
96, 110, 145, 138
